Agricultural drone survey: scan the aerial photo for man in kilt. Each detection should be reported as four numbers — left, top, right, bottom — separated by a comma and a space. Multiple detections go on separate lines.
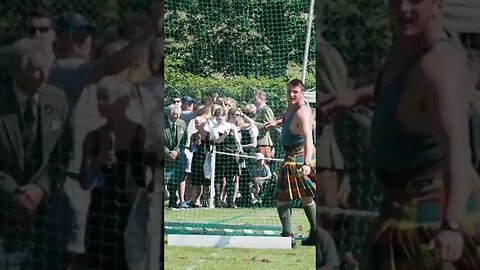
320, 0, 480, 268
267, 79, 316, 247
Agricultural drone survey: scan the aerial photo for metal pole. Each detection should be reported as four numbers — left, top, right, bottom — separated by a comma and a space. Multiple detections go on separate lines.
147, 77, 164, 270
148, 165, 162, 270
209, 145, 216, 209
301, 0, 315, 83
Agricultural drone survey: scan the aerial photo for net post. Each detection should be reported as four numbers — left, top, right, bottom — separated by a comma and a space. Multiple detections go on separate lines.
147, 165, 163, 270
301, 0, 315, 83
209, 145, 216, 208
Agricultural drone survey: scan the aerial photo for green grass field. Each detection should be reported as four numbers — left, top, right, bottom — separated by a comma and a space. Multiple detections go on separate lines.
165, 207, 311, 236
164, 207, 315, 269
164, 238, 315, 270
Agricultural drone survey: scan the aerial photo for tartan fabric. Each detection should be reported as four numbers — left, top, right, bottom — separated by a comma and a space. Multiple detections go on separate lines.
275, 147, 316, 201
362, 178, 480, 270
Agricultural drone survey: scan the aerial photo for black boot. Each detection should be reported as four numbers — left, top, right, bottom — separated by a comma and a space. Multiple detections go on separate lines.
301, 230, 316, 246
281, 232, 296, 248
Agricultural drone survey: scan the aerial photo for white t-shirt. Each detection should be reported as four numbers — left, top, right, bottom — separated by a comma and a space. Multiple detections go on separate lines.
238, 125, 259, 147
210, 122, 240, 143
48, 58, 104, 173
125, 76, 163, 152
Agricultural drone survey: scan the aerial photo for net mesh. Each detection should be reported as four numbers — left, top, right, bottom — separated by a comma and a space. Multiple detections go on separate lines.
320, 0, 480, 268
0, 1, 156, 269
164, 0, 316, 239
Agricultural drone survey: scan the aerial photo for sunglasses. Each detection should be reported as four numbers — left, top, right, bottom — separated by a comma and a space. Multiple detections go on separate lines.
173, 100, 181, 103
27, 27, 50, 34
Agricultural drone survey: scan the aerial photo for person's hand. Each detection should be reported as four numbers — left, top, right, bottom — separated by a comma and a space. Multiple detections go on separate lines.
301, 164, 311, 175
170, 150, 179, 159
19, 184, 45, 213
7, 192, 36, 237
344, 252, 360, 270
318, 93, 356, 117
193, 137, 201, 146
428, 230, 464, 262
167, 151, 179, 162
264, 120, 277, 129
94, 150, 117, 167
13, 190, 34, 214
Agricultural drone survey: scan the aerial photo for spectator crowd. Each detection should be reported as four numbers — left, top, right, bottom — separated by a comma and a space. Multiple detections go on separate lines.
163, 90, 286, 209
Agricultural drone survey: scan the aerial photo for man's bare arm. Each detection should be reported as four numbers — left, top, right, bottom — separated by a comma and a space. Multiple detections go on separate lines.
193, 93, 218, 118
318, 84, 375, 116
423, 45, 473, 221
265, 117, 282, 129
88, 2, 162, 84
353, 84, 375, 105
298, 107, 314, 162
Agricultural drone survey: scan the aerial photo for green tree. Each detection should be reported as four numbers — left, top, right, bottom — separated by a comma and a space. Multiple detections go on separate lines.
164, 0, 312, 78
322, 0, 392, 77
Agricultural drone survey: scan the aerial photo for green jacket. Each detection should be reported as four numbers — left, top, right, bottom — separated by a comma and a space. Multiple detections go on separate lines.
254, 104, 275, 146
164, 119, 186, 166
316, 38, 353, 170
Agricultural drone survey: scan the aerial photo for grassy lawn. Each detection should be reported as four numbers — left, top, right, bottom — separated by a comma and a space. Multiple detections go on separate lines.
164, 207, 315, 269
164, 238, 315, 270
165, 207, 311, 236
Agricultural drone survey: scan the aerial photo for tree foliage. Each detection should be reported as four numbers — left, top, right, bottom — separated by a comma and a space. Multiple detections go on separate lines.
164, 57, 314, 115
322, 0, 392, 78
164, 0, 314, 78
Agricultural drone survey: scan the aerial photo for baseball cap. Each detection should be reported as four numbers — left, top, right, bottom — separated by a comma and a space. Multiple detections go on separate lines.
181, 96, 196, 104
54, 11, 113, 39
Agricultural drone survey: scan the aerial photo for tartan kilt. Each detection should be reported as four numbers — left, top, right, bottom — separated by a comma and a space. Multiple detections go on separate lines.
362, 176, 480, 270
275, 147, 316, 202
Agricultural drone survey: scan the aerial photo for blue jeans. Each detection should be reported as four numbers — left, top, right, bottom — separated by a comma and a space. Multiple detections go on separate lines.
164, 158, 183, 185
0, 239, 30, 270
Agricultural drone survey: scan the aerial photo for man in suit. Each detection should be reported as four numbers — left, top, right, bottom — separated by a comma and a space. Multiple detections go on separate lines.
164, 104, 187, 208
0, 43, 68, 269
252, 90, 275, 162
316, 36, 349, 218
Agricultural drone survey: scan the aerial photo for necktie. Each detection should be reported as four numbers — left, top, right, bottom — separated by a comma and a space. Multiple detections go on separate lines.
24, 99, 35, 130
172, 123, 177, 141
23, 99, 37, 160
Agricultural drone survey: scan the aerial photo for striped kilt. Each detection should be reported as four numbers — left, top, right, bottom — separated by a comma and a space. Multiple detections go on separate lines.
275, 147, 316, 202
362, 176, 480, 270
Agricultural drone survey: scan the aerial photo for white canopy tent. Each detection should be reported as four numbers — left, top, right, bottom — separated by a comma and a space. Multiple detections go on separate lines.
444, 0, 480, 34
304, 90, 316, 105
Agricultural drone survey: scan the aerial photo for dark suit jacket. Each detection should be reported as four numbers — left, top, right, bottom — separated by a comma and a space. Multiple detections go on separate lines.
164, 119, 186, 167
0, 83, 68, 236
